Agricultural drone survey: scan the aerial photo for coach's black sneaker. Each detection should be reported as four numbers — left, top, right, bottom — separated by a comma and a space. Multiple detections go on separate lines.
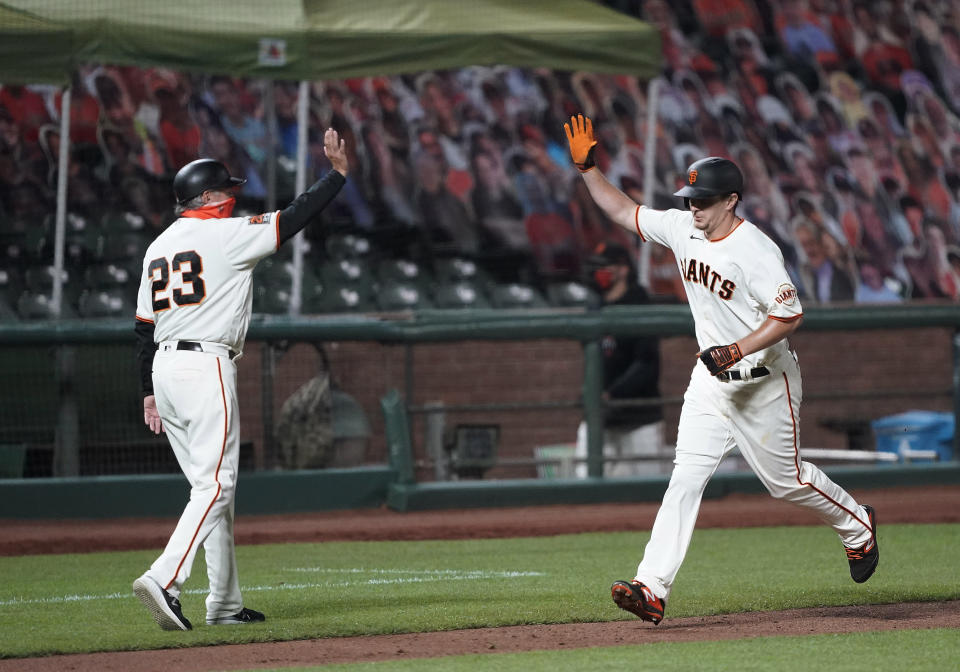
846, 504, 879, 583
207, 607, 266, 625
132, 574, 192, 631
611, 580, 665, 624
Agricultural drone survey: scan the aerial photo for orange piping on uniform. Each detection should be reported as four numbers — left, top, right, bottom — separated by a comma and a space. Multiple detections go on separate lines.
274, 210, 281, 250
708, 217, 744, 243
634, 206, 647, 242
783, 372, 873, 535
165, 359, 229, 591
135, 315, 154, 324
769, 314, 803, 323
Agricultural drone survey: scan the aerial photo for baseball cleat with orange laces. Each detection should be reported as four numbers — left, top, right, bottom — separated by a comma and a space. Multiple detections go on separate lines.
611, 580, 666, 624
845, 504, 879, 583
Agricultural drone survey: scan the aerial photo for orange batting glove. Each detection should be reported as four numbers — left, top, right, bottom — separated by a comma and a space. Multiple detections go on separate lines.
563, 114, 597, 172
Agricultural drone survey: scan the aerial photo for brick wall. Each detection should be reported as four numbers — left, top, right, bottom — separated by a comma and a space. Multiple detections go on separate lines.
236, 327, 955, 479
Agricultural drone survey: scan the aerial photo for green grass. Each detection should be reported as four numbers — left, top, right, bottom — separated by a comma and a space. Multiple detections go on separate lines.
0, 523, 957, 658
286, 629, 960, 672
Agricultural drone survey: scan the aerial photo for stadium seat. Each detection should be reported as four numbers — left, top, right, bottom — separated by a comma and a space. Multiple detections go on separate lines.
377, 280, 431, 311
434, 256, 483, 283
100, 210, 147, 233
24, 265, 68, 291
0, 266, 22, 297
99, 231, 150, 262
304, 278, 374, 313
377, 258, 427, 285
321, 258, 372, 284
489, 283, 547, 309
77, 289, 130, 318
252, 284, 291, 315
16, 291, 75, 320
325, 233, 372, 260
0, 288, 19, 322
432, 281, 490, 309
546, 281, 597, 308
85, 263, 132, 288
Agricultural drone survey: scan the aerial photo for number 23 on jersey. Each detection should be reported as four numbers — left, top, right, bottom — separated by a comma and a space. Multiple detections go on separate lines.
148, 251, 206, 312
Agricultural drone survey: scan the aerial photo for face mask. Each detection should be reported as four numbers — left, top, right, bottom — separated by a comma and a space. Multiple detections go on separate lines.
182, 197, 237, 219
593, 268, 614, 290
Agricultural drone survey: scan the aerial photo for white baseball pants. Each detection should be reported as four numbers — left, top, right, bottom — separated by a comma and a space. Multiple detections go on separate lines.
634, 353, 874, 601
146, 347, 243, 620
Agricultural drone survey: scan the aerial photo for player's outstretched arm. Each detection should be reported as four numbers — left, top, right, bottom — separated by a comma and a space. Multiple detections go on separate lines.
564, 114, 639, 235
276, 128, 350, 245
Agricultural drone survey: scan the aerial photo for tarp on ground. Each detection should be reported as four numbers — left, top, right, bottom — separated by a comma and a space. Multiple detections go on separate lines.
0, 0, 660, 85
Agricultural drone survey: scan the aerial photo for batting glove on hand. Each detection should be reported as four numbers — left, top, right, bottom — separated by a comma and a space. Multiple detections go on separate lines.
563, 114, 597, 172
698, 343, 743, 376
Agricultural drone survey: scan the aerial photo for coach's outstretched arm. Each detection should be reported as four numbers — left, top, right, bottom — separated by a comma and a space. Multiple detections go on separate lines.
276, 127, 350, 245
564, 114, 639, 234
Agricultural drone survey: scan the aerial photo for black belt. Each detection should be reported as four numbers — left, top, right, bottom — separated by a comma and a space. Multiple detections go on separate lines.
177, 341, 238, 360
717, 366, 770, 382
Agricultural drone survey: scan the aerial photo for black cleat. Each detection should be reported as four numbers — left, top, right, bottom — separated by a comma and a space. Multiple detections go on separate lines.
207, 607, 266, 625
846, 505, 879, 583
133, 574, 192, 631
611, 580, 666, 624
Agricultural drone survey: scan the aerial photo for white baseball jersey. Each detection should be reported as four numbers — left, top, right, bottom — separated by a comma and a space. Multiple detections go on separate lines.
626, 205, 874, 605
135, 210, 280, 353
634, 206, 802, 364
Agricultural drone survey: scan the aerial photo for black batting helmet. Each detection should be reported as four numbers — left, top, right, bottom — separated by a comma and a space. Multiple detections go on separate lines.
673, 157, 743, 200
173, 158, 246, 204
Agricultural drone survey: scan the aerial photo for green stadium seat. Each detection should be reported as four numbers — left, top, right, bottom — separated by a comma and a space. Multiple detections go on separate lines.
325, 233, 372, 260
321, 258, 372, 284
16, 291, 75, 320
546, 281, 596, 307
489, 283, 547, 309
252, 284, 291, 314
77, 289, 131, 318
85, 263, 132, 288
433, 281, 490, 309
24, 265, 68, 291
0, 288, 19, 322
303, 276, 374, 313
377, 280, 431, 311
100, 231, 150, 262
434, 256, 484, 283
377, 258, 427, 285
100, 210, 148, 233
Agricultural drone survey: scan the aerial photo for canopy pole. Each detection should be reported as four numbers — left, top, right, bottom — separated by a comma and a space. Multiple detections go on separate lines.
638, 77, 660, 289
52, 85, 72, 318
289, 80, 310, 316
264, 79, 278, 213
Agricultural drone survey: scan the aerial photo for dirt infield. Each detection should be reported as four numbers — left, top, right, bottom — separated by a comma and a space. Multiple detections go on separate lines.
3, 485, 958, 556
1, 484, 957, 670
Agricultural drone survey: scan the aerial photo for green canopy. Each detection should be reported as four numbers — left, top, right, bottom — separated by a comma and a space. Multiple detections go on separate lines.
0, 0, 659, 84
0, 4, 74, 84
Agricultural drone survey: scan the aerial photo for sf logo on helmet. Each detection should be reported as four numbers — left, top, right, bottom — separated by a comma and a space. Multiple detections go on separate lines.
688, 169, 698, 184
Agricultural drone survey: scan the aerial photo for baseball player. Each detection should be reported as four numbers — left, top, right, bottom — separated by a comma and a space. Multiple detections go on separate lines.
132, 129, 349, 630
564, 115, 878, 625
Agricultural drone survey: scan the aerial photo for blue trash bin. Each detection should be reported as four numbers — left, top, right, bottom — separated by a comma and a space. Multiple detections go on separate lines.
871, 411, 955, 463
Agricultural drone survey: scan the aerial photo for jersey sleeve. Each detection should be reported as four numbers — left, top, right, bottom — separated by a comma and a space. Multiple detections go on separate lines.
634, 206, 690, 250
135, 257, 155, 324
222, 212, 281, 268
745, 241, 803, 322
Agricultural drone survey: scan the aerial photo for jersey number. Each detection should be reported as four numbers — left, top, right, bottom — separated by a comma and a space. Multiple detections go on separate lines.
148, 251, 206, 312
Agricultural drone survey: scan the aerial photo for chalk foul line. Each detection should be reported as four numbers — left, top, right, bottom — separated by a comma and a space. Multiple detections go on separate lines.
0, 568, 546, 607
